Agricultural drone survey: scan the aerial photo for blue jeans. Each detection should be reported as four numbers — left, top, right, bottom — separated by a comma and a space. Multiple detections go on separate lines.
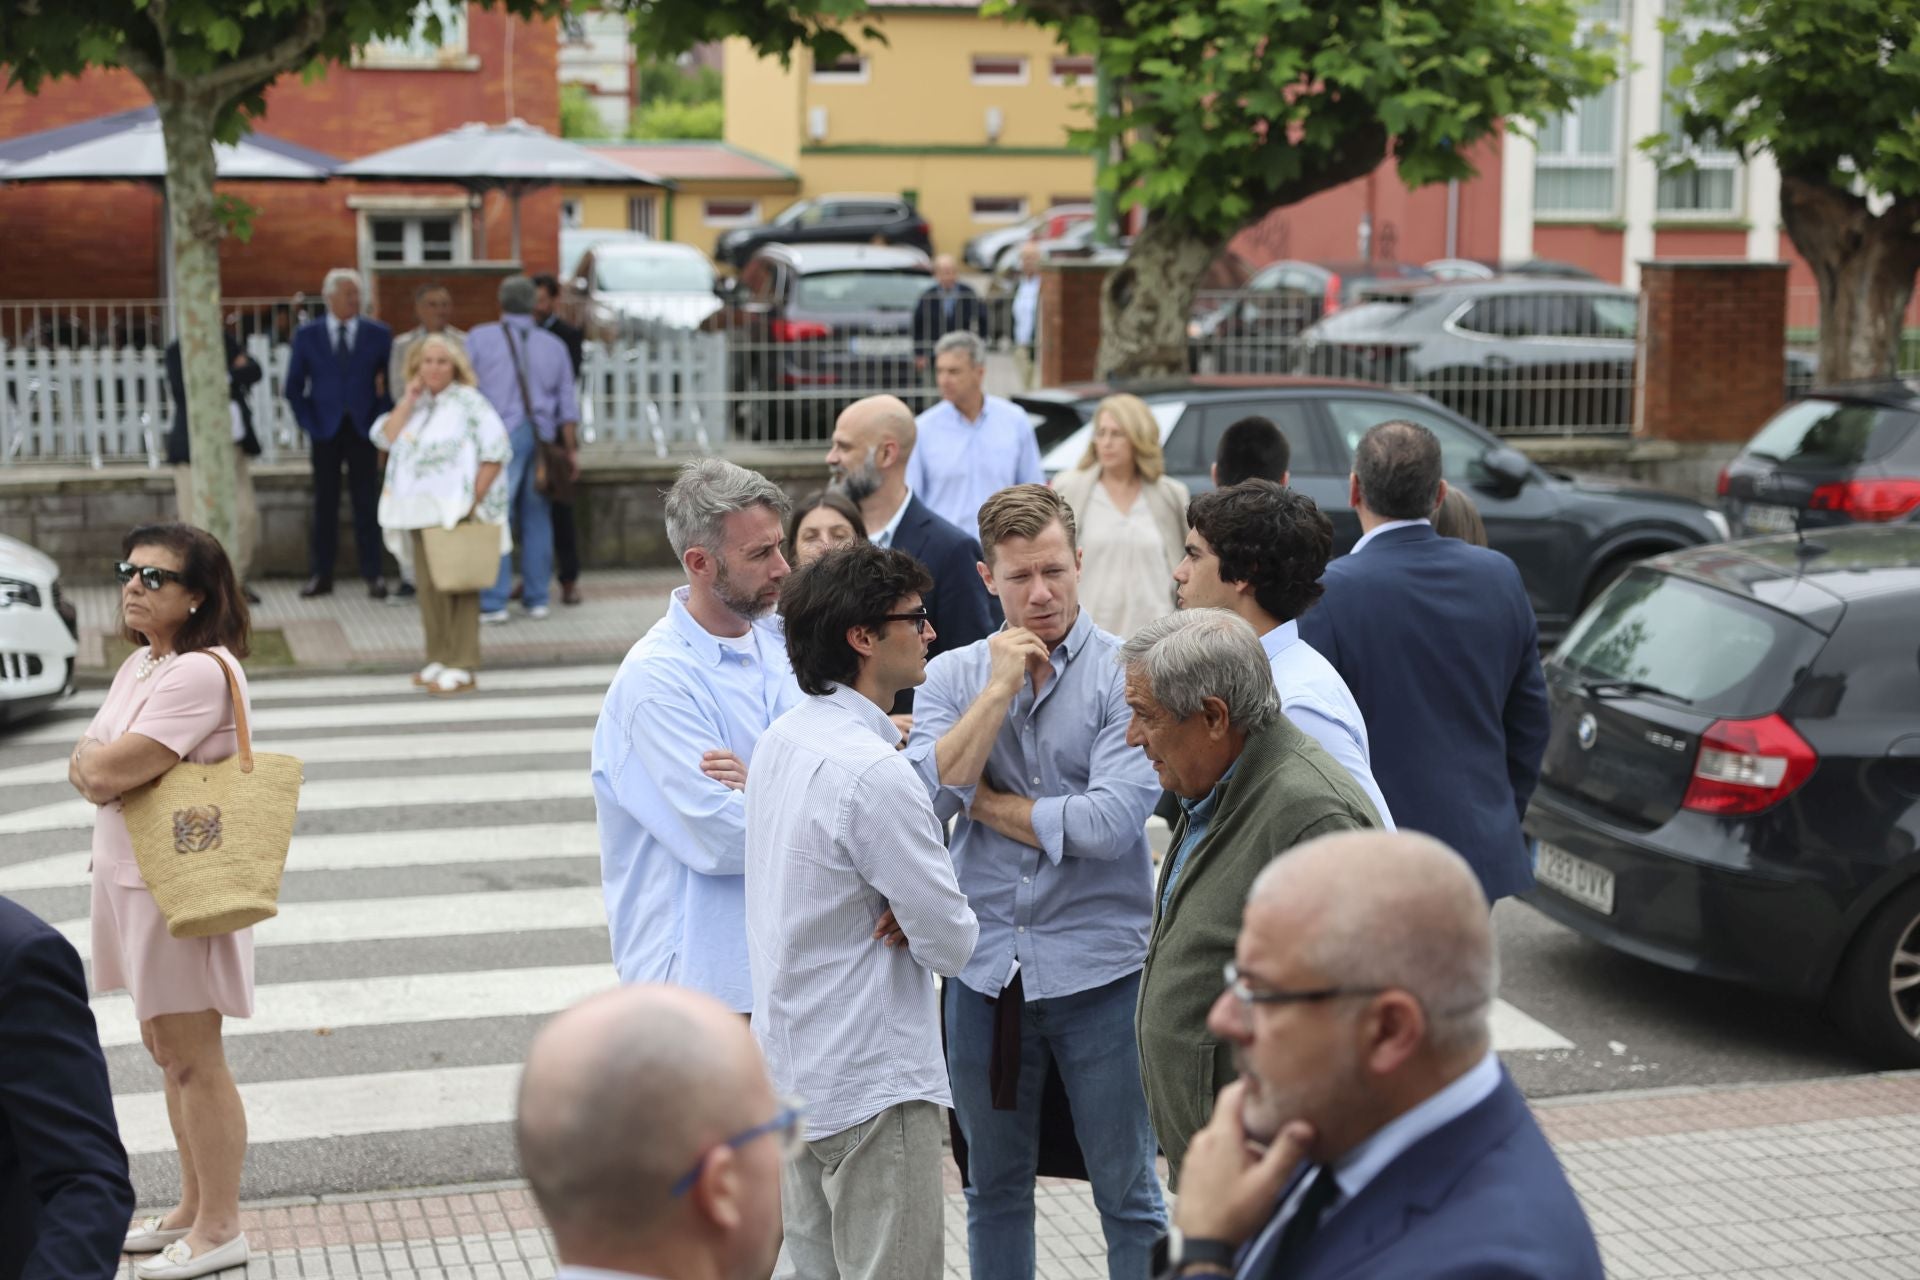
480, 424, 552, 612
945, 970, 1166, 1280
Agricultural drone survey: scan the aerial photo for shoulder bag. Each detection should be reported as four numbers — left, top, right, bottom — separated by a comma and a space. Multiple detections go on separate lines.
504, 324, 576, 503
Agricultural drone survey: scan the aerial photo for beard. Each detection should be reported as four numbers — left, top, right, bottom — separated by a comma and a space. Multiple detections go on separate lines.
1232, 1035, 1356, 1148
830, 449, 883, 506
714, 558, 775, 620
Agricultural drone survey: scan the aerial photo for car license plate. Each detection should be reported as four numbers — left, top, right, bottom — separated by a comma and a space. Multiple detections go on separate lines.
1742, 503, 1799, 534
849, 335, 912, 357
1535, 841, 1615, 915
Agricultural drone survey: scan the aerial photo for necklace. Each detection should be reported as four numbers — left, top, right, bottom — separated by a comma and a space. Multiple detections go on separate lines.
135, 650, 174, 681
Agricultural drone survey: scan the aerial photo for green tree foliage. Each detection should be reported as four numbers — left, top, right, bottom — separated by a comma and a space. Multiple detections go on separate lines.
560, 82, 610, 138
1656, 0, 1920, 380
630, 98, 724, 140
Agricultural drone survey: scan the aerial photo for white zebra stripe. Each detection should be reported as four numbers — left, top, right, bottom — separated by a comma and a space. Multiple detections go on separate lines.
5, 692, 608, 746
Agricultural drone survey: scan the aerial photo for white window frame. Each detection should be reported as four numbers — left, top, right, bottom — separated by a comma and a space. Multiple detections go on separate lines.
1533, 7, 1625, 221
354, 0, 479, 70
1050, 55, 1096, 86
560, 199, 583, 229
349, 197, 472, 275
703, 199, 762, 228
810, 54, 870, 84
1654, 25, 1744, 219
971, 55, 1030, 86
971, 196, 1030, 224
627, 195, 659, 236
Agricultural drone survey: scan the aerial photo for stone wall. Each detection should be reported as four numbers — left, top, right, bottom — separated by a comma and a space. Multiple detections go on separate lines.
1637, 261, 1789, 444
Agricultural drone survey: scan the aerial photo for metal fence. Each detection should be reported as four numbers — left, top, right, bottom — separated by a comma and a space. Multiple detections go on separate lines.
0, 298, 319, 353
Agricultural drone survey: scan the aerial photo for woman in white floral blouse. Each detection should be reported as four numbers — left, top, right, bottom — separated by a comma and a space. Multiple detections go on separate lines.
373, 334, 509, 695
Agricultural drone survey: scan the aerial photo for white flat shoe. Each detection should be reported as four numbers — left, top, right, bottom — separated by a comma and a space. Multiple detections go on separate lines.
134, 1234, 249, 1278
123, 1216, 190, 1253
427, 668, 476, 696
412, 661, 446, 687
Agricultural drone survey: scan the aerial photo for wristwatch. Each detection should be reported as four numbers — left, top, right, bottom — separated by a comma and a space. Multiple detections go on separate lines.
1163, 1227, 1239, 1277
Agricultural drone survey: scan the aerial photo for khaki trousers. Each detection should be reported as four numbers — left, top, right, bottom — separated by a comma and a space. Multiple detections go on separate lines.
172, 455, 259, 582
776, 1100, 945, 1280
410, 530, 481, 672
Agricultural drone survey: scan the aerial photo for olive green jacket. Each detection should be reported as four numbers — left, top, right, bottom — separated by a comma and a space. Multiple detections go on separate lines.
1135, 713, 1381, 1185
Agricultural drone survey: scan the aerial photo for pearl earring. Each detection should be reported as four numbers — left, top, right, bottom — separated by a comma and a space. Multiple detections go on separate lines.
190, 605, 198, 614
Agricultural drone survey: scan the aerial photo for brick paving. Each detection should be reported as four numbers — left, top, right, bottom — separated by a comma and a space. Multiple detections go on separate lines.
115, 1071, 1920, 1279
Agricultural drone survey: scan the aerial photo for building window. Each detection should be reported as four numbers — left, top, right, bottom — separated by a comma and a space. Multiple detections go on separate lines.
811, 53, 869, 83
1050, 55, 1095, 85
1533, 4, 1623, 219
1655, 32, 1741, 217
703, 199, 762, 227
358, 0, 473, 67
972, 196, 1029, 223
560, 200, 583, 229
971, 55, 1029, 86
628, 196, 659, 236
366, 215, 461, 265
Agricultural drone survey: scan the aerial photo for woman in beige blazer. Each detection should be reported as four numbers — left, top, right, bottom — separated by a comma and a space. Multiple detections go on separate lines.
1053, 392, 1189, 637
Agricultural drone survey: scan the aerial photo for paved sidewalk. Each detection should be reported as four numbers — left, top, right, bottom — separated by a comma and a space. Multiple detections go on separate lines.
115, 1071, 1920, 1279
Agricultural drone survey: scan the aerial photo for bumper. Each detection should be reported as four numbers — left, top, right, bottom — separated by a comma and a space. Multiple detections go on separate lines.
1523, 789, 1850, 1001
0, 592, 79, 722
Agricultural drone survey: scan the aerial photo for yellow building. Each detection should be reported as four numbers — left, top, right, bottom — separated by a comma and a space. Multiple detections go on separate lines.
721, 0, 1098, 260
561, 141, 800, 253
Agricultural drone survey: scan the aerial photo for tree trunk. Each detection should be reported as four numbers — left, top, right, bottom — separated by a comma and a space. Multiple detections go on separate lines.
1095, 219, 1223, 379
155, 95, 240, 552
1780, 176, 1920, 382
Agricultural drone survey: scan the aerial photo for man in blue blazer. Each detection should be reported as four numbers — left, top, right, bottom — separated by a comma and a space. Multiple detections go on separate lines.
284, 268, 394, 599
0, 897, 136, 1280
1296, 421, 1549, 902
1161, 832, 1602, 1280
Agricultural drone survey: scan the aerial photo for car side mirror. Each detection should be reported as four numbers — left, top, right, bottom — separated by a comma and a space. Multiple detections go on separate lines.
1479, 445, 1531, 496
714, 277, 738, 301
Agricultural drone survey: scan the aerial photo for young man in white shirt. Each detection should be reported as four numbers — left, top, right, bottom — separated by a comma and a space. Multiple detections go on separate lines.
745, 542, 979, 1279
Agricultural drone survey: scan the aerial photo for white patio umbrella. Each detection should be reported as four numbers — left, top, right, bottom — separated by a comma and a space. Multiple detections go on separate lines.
334, 118, 671, 261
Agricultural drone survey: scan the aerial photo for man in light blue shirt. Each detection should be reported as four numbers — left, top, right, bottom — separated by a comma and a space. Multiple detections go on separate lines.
906, 484, 1166, 1280
907, 331, 1045, 540
1173, 480, 1393, 827
590, 459, 801, 1011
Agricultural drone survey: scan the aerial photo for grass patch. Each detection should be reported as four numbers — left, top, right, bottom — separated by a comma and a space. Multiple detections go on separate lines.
101, 628, 295, 670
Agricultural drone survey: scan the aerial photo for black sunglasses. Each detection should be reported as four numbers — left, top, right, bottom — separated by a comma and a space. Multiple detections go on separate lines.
115, 561, 191, 591
879, 609, 933, 635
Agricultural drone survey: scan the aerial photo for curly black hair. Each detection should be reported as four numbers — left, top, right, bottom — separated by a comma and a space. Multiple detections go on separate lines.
781, 542, 935, 697
1185, 480, 1332, 623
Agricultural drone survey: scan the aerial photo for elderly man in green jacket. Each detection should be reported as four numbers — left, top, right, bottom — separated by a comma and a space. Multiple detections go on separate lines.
1120, 609, 1381, 1183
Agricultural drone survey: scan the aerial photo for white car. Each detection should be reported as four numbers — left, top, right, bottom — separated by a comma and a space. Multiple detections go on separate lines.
572, 240, 722, 337
0, 533, 78, 724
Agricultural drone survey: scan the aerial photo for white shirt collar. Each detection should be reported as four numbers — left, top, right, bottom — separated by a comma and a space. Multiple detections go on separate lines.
1260, 619, 1300, 661
1350, 517, 1430, 556
1330, 1050, 1502, 1201
870, 488, 913, 548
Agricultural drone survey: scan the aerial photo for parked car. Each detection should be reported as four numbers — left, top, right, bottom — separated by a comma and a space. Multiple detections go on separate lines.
1424, 257, 1599, 282
718, 242, 933, 440
571, 240, 721, 338
0, 533, 78, 724
1019, 375, 1729, 642
1189, 259, 1437, 372
1522, 526, 1920, 1065
962, 203, 1093, 272
1290, 278, 1819, 434
559, 228, 654, 284
1719, 381, 1920, 537
713, 195, 932, 270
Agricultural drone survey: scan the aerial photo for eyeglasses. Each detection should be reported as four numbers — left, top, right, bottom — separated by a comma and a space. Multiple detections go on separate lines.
115, 561, 190, 592
669, 1096, 807, 1197
1222, 962, 1387, 1011
879, 609, 933, 635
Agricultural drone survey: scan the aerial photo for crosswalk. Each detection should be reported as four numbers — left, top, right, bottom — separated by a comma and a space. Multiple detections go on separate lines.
0, 662, 1575, 1203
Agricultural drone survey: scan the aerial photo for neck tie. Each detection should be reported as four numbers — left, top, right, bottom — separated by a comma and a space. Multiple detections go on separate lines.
1263, 1167, 1339, 1279
333, 322, 350, 367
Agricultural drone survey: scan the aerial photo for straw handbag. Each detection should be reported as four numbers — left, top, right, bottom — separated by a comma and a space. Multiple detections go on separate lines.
421, 520, 502, 593
122, 652, 304, 939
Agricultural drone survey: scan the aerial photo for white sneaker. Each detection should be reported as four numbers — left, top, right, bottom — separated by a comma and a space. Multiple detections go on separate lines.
479, 609, 510, 625
124, 1216, 190, 1254
427, 668, 476, 696
412, 662, 446, 687
526, 605, 551, 620
134, 1234, 249, 1278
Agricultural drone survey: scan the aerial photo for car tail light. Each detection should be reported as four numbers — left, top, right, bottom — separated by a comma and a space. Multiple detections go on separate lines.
1715, 466, 1730, 497
1324, 274, 1342, 316
1807, 478, 1920, 522
772, 319, 832, 342
915, 220, 931, 238
1681, 714, 1818, 816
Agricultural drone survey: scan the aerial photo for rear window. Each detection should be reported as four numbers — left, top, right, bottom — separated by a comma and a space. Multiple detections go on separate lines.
793, 270, 930, 312
1743, 398, 1920, 467
1312, 302, 1417, 336
1556, 569, 1827, 718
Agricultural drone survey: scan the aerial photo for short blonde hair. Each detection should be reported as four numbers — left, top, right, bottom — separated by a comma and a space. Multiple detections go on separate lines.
405, 333, 477, 387
977, 483, 1076, 565
1078, 393, 1165, 482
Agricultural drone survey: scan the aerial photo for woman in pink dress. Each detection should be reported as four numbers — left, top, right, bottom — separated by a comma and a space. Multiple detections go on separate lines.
70, 523, 256, 1280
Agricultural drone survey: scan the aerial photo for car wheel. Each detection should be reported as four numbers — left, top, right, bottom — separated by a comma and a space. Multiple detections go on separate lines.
1831, 879, 1920, 1067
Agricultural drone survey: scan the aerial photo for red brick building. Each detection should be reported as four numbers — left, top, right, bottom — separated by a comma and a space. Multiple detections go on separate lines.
0, 7, 563, 318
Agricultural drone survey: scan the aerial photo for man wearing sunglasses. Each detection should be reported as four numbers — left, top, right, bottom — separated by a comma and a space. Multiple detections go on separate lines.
1159, 831, 1600, 1280
516, 984, 790, 1280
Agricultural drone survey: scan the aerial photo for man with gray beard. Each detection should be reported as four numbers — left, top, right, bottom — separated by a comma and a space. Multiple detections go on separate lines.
825, 395, 998, 721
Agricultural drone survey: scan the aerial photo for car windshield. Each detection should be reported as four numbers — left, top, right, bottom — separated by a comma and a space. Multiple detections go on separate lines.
794, 270, 931, 311
595, 255, 714, 293
1744, 398, 1919, 466
772, 201, 813, 227
1556, 569, 1826, 718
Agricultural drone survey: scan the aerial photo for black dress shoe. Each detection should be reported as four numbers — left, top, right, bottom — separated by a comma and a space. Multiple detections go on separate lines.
243, 585, 262, 605
299, 576, 333, 598
368, 577, 390, 601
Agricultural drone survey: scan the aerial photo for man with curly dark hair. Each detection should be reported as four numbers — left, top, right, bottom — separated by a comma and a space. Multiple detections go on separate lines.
1173, 481, 1392, 825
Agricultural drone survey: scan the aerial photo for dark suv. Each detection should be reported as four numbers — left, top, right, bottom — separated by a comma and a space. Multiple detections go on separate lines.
1523, 527, 1920, 1065
1720, 382, 1920, 536
714, 195, 933, 269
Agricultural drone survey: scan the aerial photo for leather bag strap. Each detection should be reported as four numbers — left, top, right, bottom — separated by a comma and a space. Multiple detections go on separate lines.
195, 649, 255, 774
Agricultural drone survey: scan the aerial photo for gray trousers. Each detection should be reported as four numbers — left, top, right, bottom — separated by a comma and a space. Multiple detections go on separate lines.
777, 1099, 945, 1280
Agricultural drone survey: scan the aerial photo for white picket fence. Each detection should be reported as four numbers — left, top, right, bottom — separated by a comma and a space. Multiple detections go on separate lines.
0, 333, 732, 467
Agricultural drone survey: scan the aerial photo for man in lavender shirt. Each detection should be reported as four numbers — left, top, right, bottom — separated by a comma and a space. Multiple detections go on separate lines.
464, 275, 580, 622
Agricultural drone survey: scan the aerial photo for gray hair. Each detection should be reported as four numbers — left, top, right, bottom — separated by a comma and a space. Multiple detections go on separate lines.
1118, 609, 1279, 733
663, 458, 792, 560
934, 329, 986, 367
321, 267, 364, 298
498, 275, 537, 315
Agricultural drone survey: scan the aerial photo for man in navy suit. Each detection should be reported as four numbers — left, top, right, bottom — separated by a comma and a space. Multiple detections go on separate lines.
0, 897, 136, 1280
1162, 832, 1602, 1280
284, 267, 394, 599
911, 255, 990, 362
826, 394, 999, 722
1296, 421, 1549, 902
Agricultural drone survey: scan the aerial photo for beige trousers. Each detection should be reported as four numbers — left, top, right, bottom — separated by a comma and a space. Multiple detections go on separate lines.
172, 454, 258, 582
410, 530, 481, 672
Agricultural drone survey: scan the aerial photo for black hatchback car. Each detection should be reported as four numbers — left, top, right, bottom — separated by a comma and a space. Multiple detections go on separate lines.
1523, 527, 1920, 1064
1720, 382, 1920, 537
1020, 376, 1729, 643
713, 194, 933, 269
